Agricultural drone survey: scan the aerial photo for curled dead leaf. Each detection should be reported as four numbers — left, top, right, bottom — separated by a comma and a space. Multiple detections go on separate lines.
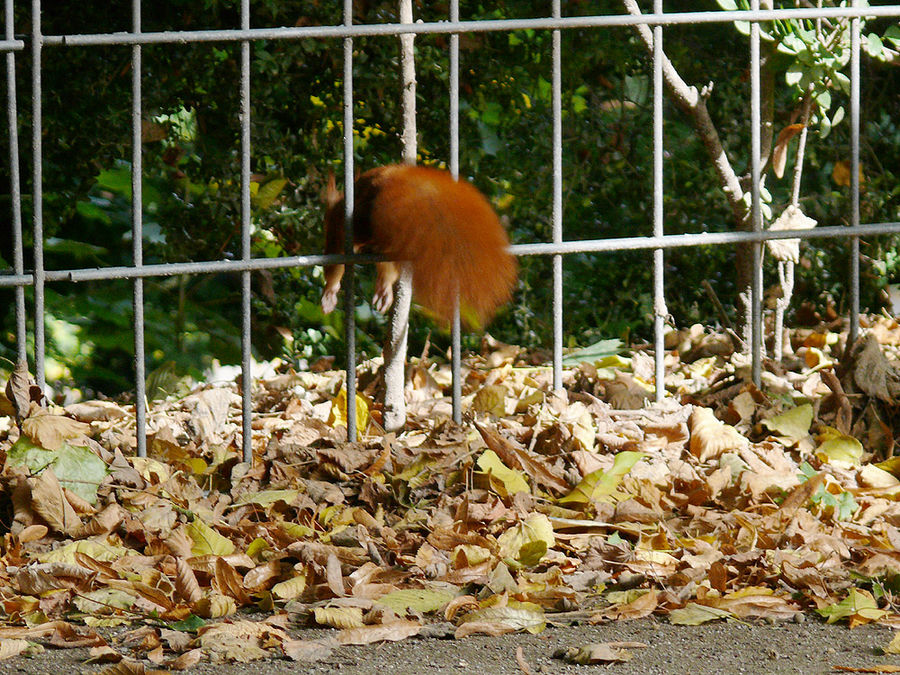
689, 407, 747, 462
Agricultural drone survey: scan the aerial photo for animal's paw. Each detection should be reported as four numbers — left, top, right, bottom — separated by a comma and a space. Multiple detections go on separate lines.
321, 289, 338, 314
372, 283, 394, 314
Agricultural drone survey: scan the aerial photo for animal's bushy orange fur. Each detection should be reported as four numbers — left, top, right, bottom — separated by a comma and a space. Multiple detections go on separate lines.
322, 165, 516, 326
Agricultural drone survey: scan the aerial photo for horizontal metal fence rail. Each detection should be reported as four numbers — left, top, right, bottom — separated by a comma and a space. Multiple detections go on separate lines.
37, 6, 900, 47
3, 223, 898, 289
2, 3, 883, 461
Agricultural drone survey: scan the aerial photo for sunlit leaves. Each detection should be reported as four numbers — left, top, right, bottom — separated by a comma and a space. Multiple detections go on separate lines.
560, 451, 645, 504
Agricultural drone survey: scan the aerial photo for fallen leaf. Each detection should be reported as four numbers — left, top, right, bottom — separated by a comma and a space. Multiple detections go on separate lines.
669, 603, 734, 626
336, 620, 422, 645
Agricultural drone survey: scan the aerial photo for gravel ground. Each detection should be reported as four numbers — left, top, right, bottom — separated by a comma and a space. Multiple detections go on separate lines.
1, 616, 898, 674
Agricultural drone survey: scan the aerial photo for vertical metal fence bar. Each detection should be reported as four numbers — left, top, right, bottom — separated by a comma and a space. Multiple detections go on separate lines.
551, 0, 563, 392
848, 0, 860, 346
30, 0, 45, 390
449, 0, 462, 424
240, 0, 253, 463
131, 0, 147, 457
749, 0, 763, 386
652, 0, 665, 402
343, 0, 357, 440
5, 0, 26, 364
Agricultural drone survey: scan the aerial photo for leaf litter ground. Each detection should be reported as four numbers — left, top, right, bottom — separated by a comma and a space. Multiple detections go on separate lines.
5, 317, 900, 672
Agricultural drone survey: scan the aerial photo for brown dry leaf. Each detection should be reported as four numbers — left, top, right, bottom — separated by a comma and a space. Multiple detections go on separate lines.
175, 557, 202, 604
335, 620, 422, 645
445, 595, 479, 621
772, 123, 804, 178
197, 620, 288, 663
94, 659, 170, 675
214, 556, 252, 606
454, 621, 518, 638
709, 587, 801, 620
28, 468, 81, 535
5, 359, 41, 422
14, 562, 94, 595
18, 523, 48, 542
833, 667, 900, 673
167, 649, 203, 670
591, 589, 658, 622
556, 641, 646, 664
326, 552, 346, 597
21, 413, 91, 450
774, 473, 824, 522
86, 645, 124, 664
282, 638, 336, 662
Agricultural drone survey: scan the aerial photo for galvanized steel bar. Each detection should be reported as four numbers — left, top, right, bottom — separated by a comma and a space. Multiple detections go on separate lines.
749, 0, 763, 387
3, 221, 900, 290
848, 0, 861, 346
551, 0, 563, 393
31, 0, 45, 389
131, 0, 147, 457
449, 0, 461, 424
0, 38, 24, 51
342, 0, 357, 440
6, 0, 26, 364
40, 6, 900, 48
240, 0, 253, 463
652, 0, 665, 402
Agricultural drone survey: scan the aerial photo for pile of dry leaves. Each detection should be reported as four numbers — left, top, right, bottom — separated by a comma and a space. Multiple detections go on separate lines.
4, 315, 900, 669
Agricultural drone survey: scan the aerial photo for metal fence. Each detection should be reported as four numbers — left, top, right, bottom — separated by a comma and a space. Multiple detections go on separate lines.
3, 1, 900, 463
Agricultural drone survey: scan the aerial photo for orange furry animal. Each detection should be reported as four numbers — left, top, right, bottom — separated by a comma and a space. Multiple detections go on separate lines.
321, 165, 516, 327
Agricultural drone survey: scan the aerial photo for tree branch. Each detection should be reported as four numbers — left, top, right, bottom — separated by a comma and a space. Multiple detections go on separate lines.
622, 0, 747, 227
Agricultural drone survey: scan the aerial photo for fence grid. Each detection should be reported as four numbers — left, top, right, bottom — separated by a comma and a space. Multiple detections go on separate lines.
3, 3, 897, 461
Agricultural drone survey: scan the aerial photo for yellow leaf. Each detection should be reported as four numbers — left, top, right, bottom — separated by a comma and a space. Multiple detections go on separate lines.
327, 388, 369, 440
187, 520, 235, 557
762, 404, 813, 444
251, 177, 288, 211
313, 606, 364, 629
279, 522, 315, 539
377, 588, 455, 615
884, 631, 900, 655
271, 574, 308, 600
131, 457, 171, 483
457, 598, 546, 635
560, 451, 645, 504
476, 450, 529, 496
194, 592, 237, 618
876, 456, 900, 479
452, 544, 492, 567
816, 427, 863, 466
570, 409, 596, 452
39, 540, 130, 563
669, 602, 734, 625
472, 384, 509, 416
246, 538, 270, 560
832, 159, 864, 187
497, 513, 555, 565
